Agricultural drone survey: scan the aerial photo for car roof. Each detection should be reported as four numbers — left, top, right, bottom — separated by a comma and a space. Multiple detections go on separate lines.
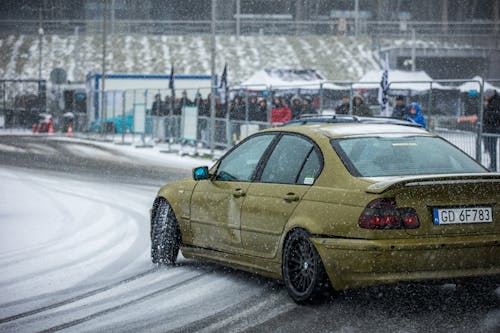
266, 122, 431, 140
282, 115, 423, 128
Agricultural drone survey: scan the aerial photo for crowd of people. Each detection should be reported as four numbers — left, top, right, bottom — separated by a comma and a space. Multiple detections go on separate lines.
386, 95, 427, 128
151, 90, 499, 132
150, 89, 500, 170
151, 90, 378, 125
385, 91, 500, 171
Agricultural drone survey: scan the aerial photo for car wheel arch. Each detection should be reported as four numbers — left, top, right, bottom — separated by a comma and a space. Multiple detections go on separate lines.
279, 226, 313, 264
151, 196, 183, 243
280, 215, 323, 252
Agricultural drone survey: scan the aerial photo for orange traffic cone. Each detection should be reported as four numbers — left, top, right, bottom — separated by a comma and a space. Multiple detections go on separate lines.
67, 124, 73, 137
48, 120, 54, 136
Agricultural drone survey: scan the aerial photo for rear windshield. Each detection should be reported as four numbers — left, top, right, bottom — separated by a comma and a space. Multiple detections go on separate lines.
332, 136, 486, 177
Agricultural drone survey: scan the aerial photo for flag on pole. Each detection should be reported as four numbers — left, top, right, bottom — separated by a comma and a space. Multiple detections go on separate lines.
168, 65, 174, 91
219, 63, 227, 104
378, 53, 389, 116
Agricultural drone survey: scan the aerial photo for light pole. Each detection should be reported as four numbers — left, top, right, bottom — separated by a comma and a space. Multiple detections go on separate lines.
38, 7, 43, 81
101, 0, 108, 136
354, 0, 359, 37
38, 6, 44, 115
209, 0, 216, 154
236, 0, 240, 37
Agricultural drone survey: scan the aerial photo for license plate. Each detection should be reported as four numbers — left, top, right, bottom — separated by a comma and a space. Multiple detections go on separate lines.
433, 207, 493, 225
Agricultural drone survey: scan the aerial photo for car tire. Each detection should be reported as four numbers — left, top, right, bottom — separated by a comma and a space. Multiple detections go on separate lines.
151, 198, 180, 265
282, 229, 329, 304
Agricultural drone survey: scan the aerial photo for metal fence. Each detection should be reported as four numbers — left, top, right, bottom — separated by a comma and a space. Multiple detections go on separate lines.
0, 18, 498, 45
85, 87, 271, 151
2, 78, 498, 171
78, 78, 499, 169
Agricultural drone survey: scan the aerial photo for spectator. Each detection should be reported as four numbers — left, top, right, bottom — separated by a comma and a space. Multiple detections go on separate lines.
151, 93, 163, 116
197, 93, 210, 144
178, 90, 193, 110
164, 95, 172, 116
194, 91, 203, 110
230, 96, 245, 120
247, 96, 260, 121
173, 97, 182, 116
151, 94, 165, 142
280, 97, 289, 108
290, 95, 302, 119
352, 94, 372, 117
302, 96, 313, 115
214, 95, 226, 144
198, 94, 210, 117
241, 96, 249, 120
214, 95, 224, 118
335, 95, 350, 114
406, 102, 427, 128
483, 89, 500, 171
254, 98, 268, 122
391, 95, 407, 119
271, 97, 292, 125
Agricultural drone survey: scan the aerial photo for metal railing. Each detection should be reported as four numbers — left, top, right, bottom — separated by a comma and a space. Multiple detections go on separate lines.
2, 78, 498, 171
0, 18, 498, 41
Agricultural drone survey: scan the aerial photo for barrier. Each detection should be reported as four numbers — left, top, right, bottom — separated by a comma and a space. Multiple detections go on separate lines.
10, 78, 490, 169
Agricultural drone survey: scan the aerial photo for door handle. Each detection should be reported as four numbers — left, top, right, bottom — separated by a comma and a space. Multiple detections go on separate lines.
283, 193, 299, 202
233, 189, 246, 198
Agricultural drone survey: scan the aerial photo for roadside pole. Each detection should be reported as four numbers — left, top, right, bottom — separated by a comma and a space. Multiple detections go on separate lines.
209, 0, 216, 154
101, 0, 108, 137
476, 78, 485, 164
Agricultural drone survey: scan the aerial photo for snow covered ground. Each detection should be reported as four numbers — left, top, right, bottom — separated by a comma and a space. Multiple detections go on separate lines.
0, 33, 380, 83
0, 128, 220, 170
0, 165, 293, 332
0, 166, 155, 303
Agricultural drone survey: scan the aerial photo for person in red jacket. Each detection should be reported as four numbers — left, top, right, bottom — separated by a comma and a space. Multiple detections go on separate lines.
271, 97, 291, 126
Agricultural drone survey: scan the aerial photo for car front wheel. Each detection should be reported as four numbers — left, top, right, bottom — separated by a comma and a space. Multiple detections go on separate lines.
151, 198, 180, 265
282, 229, 329, 304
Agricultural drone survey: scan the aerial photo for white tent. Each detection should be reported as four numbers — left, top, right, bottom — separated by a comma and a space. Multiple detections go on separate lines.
458, 76, 500, 93
353, 70, 449, 91
240, 69, 345, 91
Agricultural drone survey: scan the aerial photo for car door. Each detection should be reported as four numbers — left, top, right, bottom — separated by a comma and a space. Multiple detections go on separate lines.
190, 133, 277, 253
240, 133, 323, 259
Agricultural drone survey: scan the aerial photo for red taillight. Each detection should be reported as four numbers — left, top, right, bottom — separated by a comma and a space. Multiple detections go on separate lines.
358, 198, 420, 230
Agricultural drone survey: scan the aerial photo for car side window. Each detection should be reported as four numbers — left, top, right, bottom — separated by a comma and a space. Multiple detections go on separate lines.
215, 134, 275, 181
260, 134, 321, 185
297, 149, 322, 185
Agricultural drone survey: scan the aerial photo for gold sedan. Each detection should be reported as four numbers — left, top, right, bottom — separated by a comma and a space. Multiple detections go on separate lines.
150, 122, 500, 303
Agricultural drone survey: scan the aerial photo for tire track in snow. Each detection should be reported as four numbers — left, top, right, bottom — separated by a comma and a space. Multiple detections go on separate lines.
0, 201, 131, 289
0, 166, 153, 313
35, 272, 208, 333
0, 167, 83, 263
0, 183, 123, 268
164, 288, 296, 333
32, 177, 155, 283
0, 268, 157, 324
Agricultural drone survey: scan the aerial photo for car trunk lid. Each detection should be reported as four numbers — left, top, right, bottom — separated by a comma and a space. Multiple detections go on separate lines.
364, 173, 500, 237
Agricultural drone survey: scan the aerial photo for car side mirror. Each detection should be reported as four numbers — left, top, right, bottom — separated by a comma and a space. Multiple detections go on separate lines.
193, 166, 209, 181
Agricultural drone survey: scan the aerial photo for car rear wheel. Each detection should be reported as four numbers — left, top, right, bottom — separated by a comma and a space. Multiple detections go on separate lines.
151, 198, 180, 265
282, 229, 329, 304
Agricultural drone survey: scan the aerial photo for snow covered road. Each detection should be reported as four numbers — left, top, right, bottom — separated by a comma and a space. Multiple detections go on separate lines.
0, 166, 291, 332
0, 135, 499, 332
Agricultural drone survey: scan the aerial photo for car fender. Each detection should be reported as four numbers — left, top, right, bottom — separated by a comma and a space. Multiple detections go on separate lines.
277, 213, 322, 260
156, 179, 197, 243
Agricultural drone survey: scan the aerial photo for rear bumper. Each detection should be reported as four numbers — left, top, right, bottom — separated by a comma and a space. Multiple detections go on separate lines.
311, 234, 500, 290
